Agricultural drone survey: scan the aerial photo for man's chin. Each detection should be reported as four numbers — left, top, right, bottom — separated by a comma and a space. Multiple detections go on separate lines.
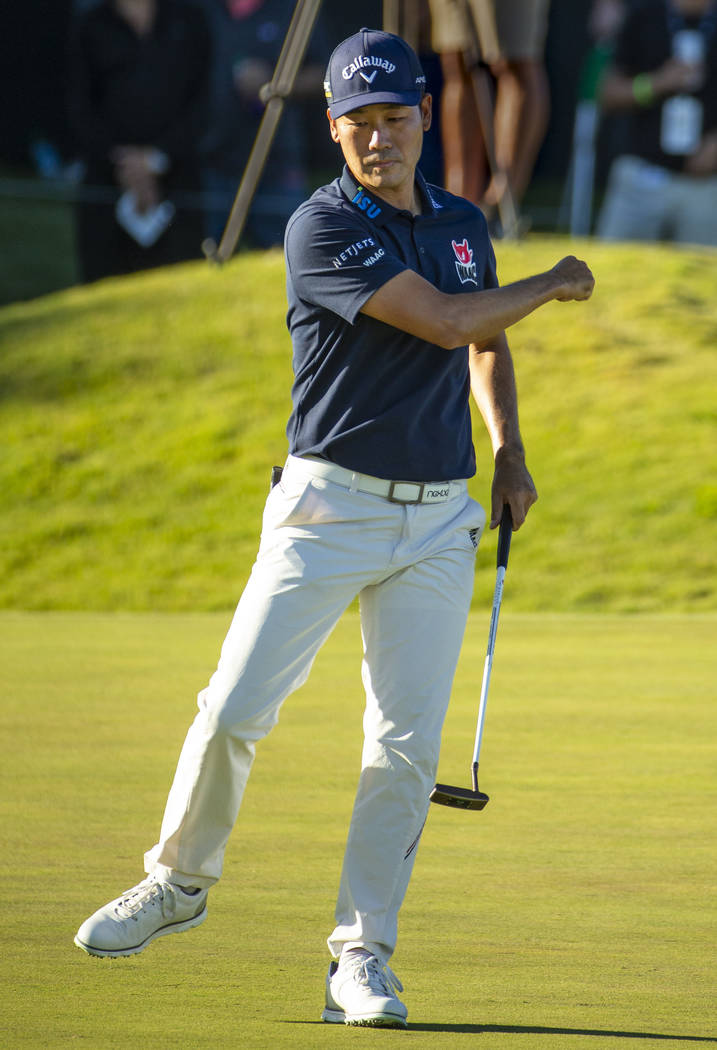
362, 167, 402, 189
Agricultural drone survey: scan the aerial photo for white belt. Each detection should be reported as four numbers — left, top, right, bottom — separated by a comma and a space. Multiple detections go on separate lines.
286, 455, 465, 505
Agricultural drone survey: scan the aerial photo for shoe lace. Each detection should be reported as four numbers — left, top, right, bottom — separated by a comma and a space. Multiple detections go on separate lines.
115, 878, 176, 921
348, 954, 404, 997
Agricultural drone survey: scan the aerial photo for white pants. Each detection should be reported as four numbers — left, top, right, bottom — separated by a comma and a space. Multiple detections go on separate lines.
597, 154, 717, 246
144, 455, 486, 960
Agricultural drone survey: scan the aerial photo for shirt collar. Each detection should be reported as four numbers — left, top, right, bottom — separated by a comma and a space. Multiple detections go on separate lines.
339, 165, 438, 225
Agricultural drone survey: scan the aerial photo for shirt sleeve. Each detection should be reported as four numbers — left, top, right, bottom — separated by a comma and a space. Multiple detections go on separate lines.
284, 203, 408, 324
484, 235, 499, 290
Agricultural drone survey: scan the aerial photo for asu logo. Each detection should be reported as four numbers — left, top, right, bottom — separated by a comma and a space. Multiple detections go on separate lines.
352, 187, 382, 220
451, 238, 478, 285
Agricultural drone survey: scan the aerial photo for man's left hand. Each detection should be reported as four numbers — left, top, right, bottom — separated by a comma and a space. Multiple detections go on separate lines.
490, 446, 537, 530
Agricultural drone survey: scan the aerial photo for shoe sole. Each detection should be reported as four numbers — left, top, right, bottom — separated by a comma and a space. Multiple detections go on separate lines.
321, 1008, 407, 1029
73, 905, 208, 958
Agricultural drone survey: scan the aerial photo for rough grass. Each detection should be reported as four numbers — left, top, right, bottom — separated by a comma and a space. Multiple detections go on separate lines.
0, 237, 715, 612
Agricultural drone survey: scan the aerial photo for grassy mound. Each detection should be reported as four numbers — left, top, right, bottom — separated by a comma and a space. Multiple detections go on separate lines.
1, 237, 715, 611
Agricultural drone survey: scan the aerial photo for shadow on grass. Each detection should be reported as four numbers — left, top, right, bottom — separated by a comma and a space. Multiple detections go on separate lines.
284, 1021, 717, 1042
410, 1024, 717, 1042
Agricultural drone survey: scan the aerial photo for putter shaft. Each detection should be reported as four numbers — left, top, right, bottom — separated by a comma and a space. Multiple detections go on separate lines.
429, 505, 513, 812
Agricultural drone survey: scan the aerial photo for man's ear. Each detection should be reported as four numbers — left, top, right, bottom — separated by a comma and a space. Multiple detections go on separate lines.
420, 94, 433, 133
327, 110, 340, 144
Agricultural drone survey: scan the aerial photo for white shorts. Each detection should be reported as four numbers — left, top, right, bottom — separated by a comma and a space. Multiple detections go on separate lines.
145, 455, 486, 959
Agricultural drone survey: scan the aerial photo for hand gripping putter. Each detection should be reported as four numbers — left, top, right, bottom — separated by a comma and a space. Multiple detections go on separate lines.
430, 504, 513, 811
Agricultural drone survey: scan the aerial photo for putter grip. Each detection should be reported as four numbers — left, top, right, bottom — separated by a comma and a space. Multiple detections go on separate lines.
497, 504, 513, 569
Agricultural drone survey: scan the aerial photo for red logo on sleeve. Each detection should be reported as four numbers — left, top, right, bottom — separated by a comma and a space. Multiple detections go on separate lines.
451, 238, 478, 285
452, 239, 472, 265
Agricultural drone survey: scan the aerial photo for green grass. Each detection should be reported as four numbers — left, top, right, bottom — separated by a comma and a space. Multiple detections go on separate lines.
0, 185, 78, 306
1, 237, 715, 612
2, 231, 714, 1047
1, 610, 715, 1048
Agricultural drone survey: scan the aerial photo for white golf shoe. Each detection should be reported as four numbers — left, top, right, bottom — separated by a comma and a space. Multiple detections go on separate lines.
74, 875, 208, 958
321, 949, 408, 1028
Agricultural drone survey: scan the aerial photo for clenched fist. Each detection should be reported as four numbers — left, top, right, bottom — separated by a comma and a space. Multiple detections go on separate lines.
550, 256, 595, 302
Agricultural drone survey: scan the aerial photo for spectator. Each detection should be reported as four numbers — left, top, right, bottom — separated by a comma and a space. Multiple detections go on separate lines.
67, 0, 211, 282
427, 0, 551, 223
199, 0, 327, 249
597, 0, 717, 245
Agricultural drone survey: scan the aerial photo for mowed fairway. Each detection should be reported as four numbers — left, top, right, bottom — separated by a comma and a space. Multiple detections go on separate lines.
1, 610, 714, 1049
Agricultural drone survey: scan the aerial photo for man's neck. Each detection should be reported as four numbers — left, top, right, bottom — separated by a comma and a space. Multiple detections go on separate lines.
379, 181, 422, 216
348, 170, 422, 216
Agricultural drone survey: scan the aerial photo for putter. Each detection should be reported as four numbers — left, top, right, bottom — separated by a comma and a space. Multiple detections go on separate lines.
430, 503, 513, 811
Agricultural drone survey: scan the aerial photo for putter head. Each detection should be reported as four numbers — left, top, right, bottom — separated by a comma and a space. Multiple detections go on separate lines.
429, 783, 489, 811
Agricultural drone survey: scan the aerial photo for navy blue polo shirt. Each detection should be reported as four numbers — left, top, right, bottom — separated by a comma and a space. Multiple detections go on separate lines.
284, 165, 498, 482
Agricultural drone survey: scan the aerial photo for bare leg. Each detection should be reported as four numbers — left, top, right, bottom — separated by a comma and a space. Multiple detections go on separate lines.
438, 50, 489, 205
483, 58, 550, 209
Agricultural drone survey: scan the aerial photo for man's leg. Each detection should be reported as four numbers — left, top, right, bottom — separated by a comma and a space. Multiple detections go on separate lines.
75, 471, 380, 955
144, 472, 384, 887
328, 495, 485, 962
144, 563, 353, 888
321, 496, 484, 1025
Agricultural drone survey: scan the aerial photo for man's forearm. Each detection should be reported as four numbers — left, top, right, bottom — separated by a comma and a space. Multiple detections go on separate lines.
361, 257, 594, 350
469, 334, 524, 458
449, 272, 562, 350
470, 333, 538, 529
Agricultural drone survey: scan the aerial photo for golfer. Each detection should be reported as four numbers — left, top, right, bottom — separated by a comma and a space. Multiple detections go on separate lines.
75, 28, 594, 1028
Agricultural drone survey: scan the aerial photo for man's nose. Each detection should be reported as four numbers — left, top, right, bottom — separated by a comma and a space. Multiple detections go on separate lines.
369, 125, 391, 150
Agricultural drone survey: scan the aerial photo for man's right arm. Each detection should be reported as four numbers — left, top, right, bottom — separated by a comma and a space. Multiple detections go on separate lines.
359, 255, 594, 349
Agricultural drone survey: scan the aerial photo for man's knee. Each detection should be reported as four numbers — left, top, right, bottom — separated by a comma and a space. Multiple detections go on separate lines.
199, 683, 280, 741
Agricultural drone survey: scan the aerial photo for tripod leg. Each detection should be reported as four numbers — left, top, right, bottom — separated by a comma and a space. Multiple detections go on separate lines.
204, 0, 322, 264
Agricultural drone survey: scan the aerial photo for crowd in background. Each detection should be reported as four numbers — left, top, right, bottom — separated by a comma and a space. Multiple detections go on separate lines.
2, 0, 716, 285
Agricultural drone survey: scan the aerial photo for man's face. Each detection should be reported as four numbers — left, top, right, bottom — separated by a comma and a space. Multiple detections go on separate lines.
328, 96, 432, 207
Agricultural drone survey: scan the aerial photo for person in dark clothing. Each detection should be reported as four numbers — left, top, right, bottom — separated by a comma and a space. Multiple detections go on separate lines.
199, 0, 327, 248
597, 0, 717, 244
67, 0, 211, 282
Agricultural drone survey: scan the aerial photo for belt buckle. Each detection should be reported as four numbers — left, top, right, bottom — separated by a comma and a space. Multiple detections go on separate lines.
387, 480, 425, 504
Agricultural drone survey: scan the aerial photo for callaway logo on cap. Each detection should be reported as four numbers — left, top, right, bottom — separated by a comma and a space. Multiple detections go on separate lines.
324, 28, 427, 119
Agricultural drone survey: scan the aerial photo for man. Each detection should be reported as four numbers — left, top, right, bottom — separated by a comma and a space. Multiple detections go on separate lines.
74, 28, 594, 1028
597, 0, 717, 245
